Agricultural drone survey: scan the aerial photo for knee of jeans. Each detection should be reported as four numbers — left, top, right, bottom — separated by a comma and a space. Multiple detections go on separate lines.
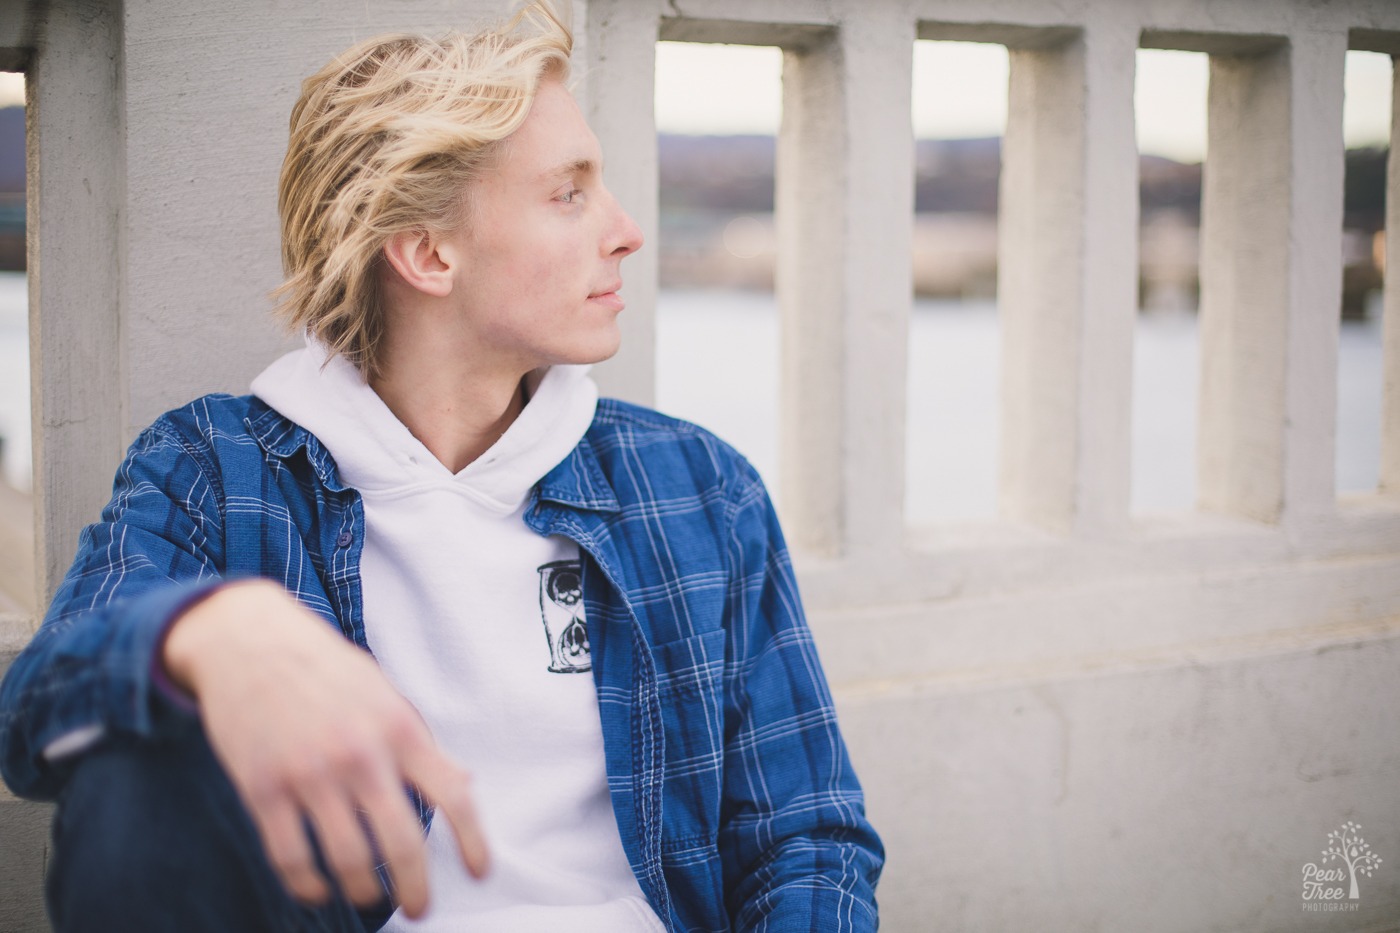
48, 733, 253, 899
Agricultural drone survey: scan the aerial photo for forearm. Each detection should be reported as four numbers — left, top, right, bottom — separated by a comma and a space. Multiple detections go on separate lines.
730, 835, 882, 933
722, 766, 883, 932
0, 419, 232, 798
717, 690, 884, 930
0, 576, 224, 799
720, 466, 884, 931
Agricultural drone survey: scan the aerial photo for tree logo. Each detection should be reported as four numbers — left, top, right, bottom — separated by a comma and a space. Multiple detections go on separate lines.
1302, 821, 1382, 909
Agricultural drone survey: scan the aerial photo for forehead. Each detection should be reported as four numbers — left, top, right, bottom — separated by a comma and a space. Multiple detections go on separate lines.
497, 78, 601, 178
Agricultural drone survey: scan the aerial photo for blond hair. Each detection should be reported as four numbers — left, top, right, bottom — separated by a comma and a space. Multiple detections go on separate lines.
273, 2, 572, 377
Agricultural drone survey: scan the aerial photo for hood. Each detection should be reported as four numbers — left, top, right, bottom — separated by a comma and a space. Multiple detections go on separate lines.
250, 339, 597, 512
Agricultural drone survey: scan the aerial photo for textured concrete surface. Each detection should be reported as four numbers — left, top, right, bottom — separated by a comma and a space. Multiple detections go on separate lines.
27, 0, 127, 606
839, 623, 1400, 932
5, 0, 1400, 930
0, 785, 50, 933
1, 639, 50, 933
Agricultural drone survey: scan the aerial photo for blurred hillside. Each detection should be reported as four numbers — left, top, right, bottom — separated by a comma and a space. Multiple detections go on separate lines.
660, 133, 1389, 316
660, 134, 1230, 215
0, 115, 1385, 310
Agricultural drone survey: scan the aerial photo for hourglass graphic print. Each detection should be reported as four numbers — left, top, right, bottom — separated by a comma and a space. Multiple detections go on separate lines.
537, 560, 591, 673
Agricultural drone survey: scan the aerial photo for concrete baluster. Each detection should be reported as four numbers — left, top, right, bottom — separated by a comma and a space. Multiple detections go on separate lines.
777, 11, 913, 559
581, 0, 661, 405
997, 24, 1138, 537
1198, 33, 1346, 527
27, 1, 126, 612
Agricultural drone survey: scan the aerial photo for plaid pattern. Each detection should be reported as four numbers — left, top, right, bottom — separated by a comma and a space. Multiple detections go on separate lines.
0, 393, 883, 932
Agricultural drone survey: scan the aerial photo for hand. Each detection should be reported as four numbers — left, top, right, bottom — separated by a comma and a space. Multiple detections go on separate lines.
162, 579, 488, 918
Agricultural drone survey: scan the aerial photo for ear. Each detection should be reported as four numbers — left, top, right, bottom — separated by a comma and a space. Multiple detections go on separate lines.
382, 227, 456, 299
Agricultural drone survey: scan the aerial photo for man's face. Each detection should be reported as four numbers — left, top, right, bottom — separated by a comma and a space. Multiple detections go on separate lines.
447, 77, 643, 373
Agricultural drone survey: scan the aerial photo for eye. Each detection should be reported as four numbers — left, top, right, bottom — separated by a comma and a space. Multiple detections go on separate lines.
556, 187, 583, 204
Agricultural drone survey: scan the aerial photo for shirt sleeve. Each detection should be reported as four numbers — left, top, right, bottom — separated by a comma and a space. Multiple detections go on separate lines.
0, 420, 228, 800
718, 462, 884, 932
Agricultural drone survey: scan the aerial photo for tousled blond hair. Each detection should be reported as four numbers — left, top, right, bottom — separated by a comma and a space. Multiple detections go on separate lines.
273, 2, 572, 377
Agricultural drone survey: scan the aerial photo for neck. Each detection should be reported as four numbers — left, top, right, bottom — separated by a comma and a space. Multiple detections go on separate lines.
369, 324, 530, 475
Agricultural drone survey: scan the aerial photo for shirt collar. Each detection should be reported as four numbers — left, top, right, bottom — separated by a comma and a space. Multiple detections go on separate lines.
535, 430, 621, 514
245, 399, 354, 494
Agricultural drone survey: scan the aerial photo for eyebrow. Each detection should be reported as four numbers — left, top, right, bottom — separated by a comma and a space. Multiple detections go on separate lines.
543, 158, 596, 182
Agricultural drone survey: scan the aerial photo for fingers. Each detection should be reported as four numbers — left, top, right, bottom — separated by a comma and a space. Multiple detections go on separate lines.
301, 784, 383, 908
356, 765, 432, 918
250, 796, 331, 905
403, 744, 490, 880
277, 750, 481, 918
248, 753, 429, 914
192, 612, 475, 916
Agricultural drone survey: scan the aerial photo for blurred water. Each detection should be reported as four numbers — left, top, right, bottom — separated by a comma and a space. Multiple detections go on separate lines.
0, 279, 1387, 523
655, 289, 1386, 523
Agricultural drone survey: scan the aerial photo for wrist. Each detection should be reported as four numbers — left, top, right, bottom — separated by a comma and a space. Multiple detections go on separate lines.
160, 578, 277, 697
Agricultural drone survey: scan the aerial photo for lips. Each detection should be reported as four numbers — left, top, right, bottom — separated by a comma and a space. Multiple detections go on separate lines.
588, 291, 624, 312
588, 282, 624, 311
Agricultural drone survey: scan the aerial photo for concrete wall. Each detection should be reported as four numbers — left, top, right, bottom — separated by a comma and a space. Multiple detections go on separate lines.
3, 0, 1400, 930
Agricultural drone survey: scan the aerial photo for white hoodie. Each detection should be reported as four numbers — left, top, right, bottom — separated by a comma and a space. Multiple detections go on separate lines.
251, 342, 664, 932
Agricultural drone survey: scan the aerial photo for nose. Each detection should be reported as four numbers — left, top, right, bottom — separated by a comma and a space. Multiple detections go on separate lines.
605, 189, 643, 259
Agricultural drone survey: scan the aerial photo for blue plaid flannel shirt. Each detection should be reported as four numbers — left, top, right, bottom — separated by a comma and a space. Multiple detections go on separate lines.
0, 392, 882, 932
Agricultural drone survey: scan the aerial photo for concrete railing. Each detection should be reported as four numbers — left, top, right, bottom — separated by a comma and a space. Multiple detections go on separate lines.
4, 0, 1400, 930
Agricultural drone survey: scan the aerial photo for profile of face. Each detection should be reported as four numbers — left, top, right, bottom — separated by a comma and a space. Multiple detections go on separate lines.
444, 77, 644, 373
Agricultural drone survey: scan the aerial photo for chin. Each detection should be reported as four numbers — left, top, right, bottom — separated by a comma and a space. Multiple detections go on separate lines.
567, 327, 623, 366
590, 338, 623, 364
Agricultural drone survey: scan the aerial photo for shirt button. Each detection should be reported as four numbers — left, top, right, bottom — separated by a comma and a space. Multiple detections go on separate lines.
336, 530, 354, 548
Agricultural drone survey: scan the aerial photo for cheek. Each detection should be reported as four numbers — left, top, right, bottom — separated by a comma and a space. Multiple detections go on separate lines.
470, 244, 557, 312
462, 216, 589, 331
510, 241, 584, 310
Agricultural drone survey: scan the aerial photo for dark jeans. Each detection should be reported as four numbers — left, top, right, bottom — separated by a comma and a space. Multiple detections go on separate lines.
46, 730, 396, 933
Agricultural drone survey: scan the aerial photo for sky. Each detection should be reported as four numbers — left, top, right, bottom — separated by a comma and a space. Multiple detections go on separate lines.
0, 45, 1391, 162
654, 41, 1395, 163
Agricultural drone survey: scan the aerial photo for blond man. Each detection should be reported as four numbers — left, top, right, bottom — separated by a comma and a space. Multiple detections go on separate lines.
0, 4, 882, 930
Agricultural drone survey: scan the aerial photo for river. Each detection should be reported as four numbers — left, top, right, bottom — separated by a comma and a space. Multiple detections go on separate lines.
0, 274, 1386, 523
